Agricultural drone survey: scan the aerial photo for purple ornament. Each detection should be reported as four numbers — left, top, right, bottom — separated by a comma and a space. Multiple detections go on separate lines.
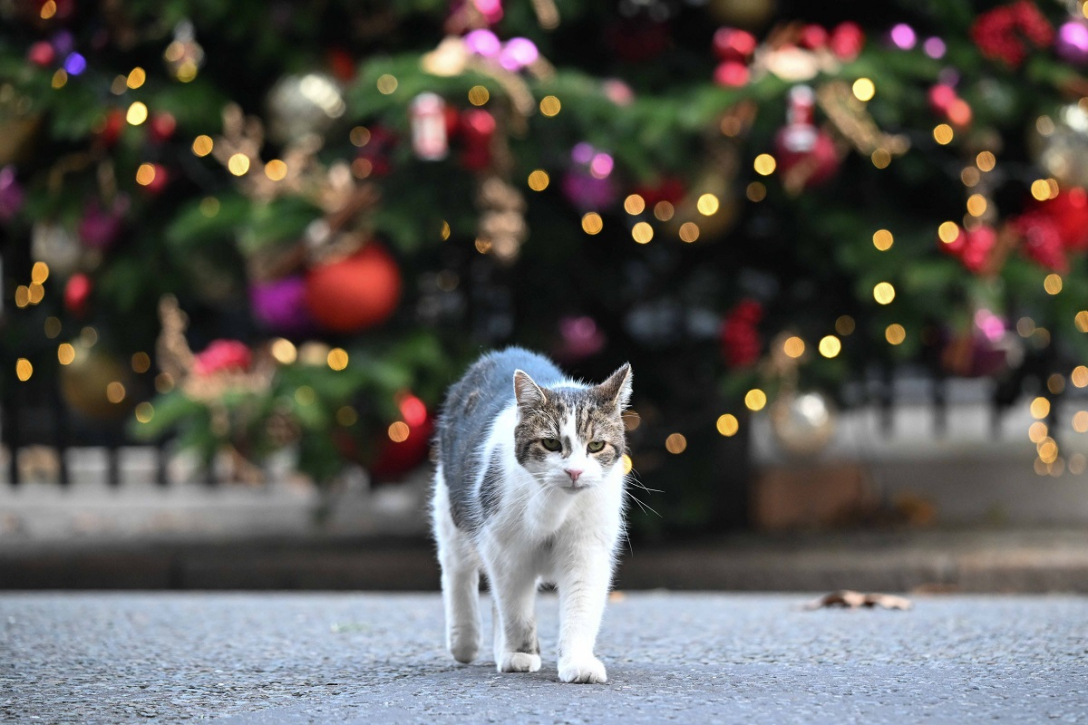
571, 142, 595, 165
249, 275, 316, 335
77, 196, 128, 250
556, 315, 606, 361
51, 30, 75, 57
923, 37, 946, 59
1056, 21, 1088, 65
498, 37, 538, 71
63, 52, 87, 76
464, 29, 501, 58
0, 167, 24, 222
562, 170, 618, 211
889, 23, 916, 50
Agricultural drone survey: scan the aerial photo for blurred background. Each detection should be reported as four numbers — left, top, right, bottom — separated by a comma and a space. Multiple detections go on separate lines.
2, 0, 1088, 588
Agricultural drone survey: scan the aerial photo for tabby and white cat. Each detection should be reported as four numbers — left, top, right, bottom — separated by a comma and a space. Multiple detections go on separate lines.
432, 347, 632, 684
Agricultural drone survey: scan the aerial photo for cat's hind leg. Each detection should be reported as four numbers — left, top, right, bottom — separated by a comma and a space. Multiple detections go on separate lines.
432, 468, 482, 664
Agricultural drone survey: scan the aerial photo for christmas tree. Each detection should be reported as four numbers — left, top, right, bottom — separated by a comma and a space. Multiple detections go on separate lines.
3, 0, 1087, 534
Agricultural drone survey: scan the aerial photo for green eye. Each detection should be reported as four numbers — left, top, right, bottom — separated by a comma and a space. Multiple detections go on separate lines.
541, 438, 561, 452
587, 441, 605, 453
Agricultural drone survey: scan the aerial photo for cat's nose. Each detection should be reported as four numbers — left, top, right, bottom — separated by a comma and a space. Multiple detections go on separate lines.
564, 468, 583, 483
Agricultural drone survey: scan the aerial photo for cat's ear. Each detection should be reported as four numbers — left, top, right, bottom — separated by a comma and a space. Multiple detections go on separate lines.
598, 363, 633, 410
513, 370, 547, 410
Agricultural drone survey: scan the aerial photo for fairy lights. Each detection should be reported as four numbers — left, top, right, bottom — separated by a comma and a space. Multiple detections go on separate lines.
966, 194, 987, 216
15, 359, 32, 382
632, 222, 654, 244
127, 67, 146, 89
271, 338, 298, 365
716, 414, 739, 437
624, 194, 646, 215
852, 78, 875, 102
581, 212, 603, 235
57, 343, 75, 365
665, 433, 687, 454
1044, 274, 1063, 295
678, 222, 700, 243
126, 101, 148, 126
1073, 411, 1088, 433
938, 221, 960, 243
1076, 311, 1088, 333
746, 182, 766, 202
653, 201, 674, 221
388, 421, 410, 442
783, 336, 805, 358
873, 229, 893, 251
539, 95, 561, 116
227, 153, 250, 176
873, 282, 896, 305
745, 388, 767, 411
836, 315, 856, 335
192, 135, 214, 156
376, 74, 398, 94
1030, 396, 1050, 419
753, 154, 776, 176
1073, 366, 1088, 388
696, 194, 720, 216
467, 85, 489, 106
885, 324, 906, 345
933, 124, 953, 144
528, 170, 550, 191
819, 335, 842, 358
327, 348, 349, 371
976, 151, 996, 171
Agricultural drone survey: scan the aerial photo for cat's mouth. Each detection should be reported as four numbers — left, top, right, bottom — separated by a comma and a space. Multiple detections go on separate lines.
559, 482, 589, 493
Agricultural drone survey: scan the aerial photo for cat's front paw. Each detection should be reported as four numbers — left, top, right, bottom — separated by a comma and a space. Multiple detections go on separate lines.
558, 656, 607, 684
497, 651, 542, 673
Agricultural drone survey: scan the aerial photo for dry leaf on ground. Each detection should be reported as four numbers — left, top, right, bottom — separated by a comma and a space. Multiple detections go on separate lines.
804, 590, 912, 610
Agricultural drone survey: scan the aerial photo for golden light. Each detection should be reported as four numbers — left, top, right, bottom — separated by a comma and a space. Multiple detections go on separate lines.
632, 222, 654, 244
746, 182, 767, 202
135, 402, 154, 424
44, 317, 62, 338
745, 388, 767, 411
350, 126, 371, 147
126, 101, 148, 126
440, 221, 451, 240
1030, 179, 1053, 201
621, 454, 633, 474
696, 193, 720, 216
871, 148, 891, 169
106, 381, 126, 404
176, 61, 198, 83
40, 1, 56, 19
336, 406, 358, 427
57, 344, 75, 365
539, 95, 561, 117
1076, 311, 1088, 333
873, 282, 896, 305
976, 151, 996, 172
1038, 438, 1058, 464
581, 212, 603, 235
51, 70, 67, 89
1047, 178, 1060, 198
1018, 317, 1037, 337
885, 324, 906, 345
1048, 374, 1065, 394
835, 315, 856, 336
376, 74, 398, 94
474, 238, 492, 254
192, 135, 214, 156
624, 194, 646, 215
852, 78, 875, 101
135, 163, 156, 186
467, 85, 490, 106
200, 197, 220, 217
872, 229, 893, 251
966, 194, 988, 216
127, 67, 146, 89
15, 358, 32, 382
295, 385, 316, 406
1072, 365, 1088, 388
783, 336, 805, 358
1030, 396, 1051, 419
1044, 274, 1063, 295
27, 283, 44, 305
753, 154, 777, 176
665, 433, 687, 454
264, 159, 288, 181
716, 414, 739, 437
819, 335, 842, 358
1037, 115, 1056, 135
1070, 453, 1087, 475
388, 421, 411, 442
1073, 411, 1088, 433
270, 338, 298, 365
155, 373, 174, 393
31, 261, 50, 284
352, 158, 372, 179
131, 352, 151, 373
678, 222, 700, 243
961, 167, 980, 187
1028, 421, 1048, 443
933, 124, 954, 145
938, 221, 960, 244
227, 153, 250, 176
327, 347, 349, 371
528, 170, 550, 191
653, 201, 674, 221
81, 326, 98, 346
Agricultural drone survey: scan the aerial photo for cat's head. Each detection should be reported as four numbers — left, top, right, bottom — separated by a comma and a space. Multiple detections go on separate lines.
511, 364, 632, 491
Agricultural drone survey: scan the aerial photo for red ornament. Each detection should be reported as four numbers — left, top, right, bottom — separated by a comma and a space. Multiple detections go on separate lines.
828, 22, 865, 61
713, 60, 749, 87
459, 109, 495, 172
326, 48, 356, 83
971, 0, 1053, 67
192, 340, 252, 376
720, 298, 763, 368
96, 109, 125, 147
28, 41, 55, 67
1037, 189, 1088, 251
928, 85, 957, 115
713, 28, 757, 61
148, 113, 177, 144
941, 225, 996, 273
64, 273, 93, 317
304, 242, 402, 333
1013, 213, 1068, 272
799, 24, 829, 50
774, 85, 840, 189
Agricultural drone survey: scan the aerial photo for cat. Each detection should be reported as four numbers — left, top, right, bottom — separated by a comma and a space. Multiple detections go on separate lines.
431, 347, 632, 684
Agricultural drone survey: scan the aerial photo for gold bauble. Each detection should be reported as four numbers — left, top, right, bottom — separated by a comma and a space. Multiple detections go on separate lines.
59, 342, 136, 421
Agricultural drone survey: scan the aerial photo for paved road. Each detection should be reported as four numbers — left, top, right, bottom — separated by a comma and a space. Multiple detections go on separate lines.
2, 592, 1085, 724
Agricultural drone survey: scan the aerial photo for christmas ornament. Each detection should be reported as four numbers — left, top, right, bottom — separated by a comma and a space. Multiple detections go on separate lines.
941, 225, 996, 273
77, 196, 128, 251
941, 309, 1022, 378
357, 125, 396, 177
714, 60, 749, 87
476, 176, 527, 261
562, 143, 618, 211
713, 27, 757, 60
828, 22, 865, 61
498, 37, 539, 72
304, 242, 402, 332
1030, 102, 1088, 189
0, 166, 24, 222
27, 41, 55, 67
1013, 212, 1068, 271
770, 391, 837, 457
136, 163, 169, 195
774, 85, 841, 192
193, 340, 253, 377
459, 108, 495, 171
1056, 20, 1088, 64
249, 275, 316, 335
720, 298, 763, 368
370, 393, 435, 480
64, 273, 93, 317
971, 1, 1053, 68
410, 92, 448, 161
1039, 189, 1088, 251
266, 72, 345, 145
59, 343, 136, 421
163, 20, 205, 82
555, 316, 606, 362
31, 222, 81, 278
95, 110, 125, 148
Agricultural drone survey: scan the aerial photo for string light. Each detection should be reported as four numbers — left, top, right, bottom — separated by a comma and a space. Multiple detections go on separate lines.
16, 359, 33, 381
976, 151, 996, 171
753, 154, 776, 176
126, 101, 148, 126
57, 344, 75, 365
852, 78, 875, 101
624, 194, 646, 215
1031, 179, 1052, 201
1072, 365, 1088, 388
632, 222, 653, 244
871, 149, 891, 169
966, 194, 987, 216
227, 153, 250, 176
467, 85, 489, 106
270, 338, 297, 365
873, 282, 896, 305
716, 414, 739, 437
539, 95, 561, 116
745, 389, 767, 411
1070, 454, 1087, 475
440, 221, 451, 240
1030, 397, 1050, 419
264, 159, 288, 181
961, 167, 980, 187
31, 262, 49, 284
474, 238, 492, 254
44, 317, 62, 339
127, 67, 146, 89
1044, 274, 1063, 295
818, 335, 842, 358
327, 348, 349, 371
622, 454, 633, 474
678, 222, 700, 243
653, 201, 674, 221
938, 221, 960, 243
376, 74, 398, 94
350, 126, 371, 146
581, 212, 603, 235
933, 124, 953, 144
696, 194, 719, 215
106, 382, 126, 403
1076, 311, 1088, 333
835, 315, 855, 336
192, 135, 214, 156
135, 163, 157, 186
1028, 421, 1048, 443
783, 336, 805, 358
131, 352, 151, 373
388, 421, 410, 442
51, 70, 67, 89
40, 1, 56, 19
873, 229, 893, 251
665, 433, 687, 454
1073, 411, 1088, 433
528, 170, 550, 191
746, 182, 766, 202
885, 324, 906, 345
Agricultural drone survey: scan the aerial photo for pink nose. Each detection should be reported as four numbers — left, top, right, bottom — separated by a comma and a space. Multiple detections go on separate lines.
565, 469, 583, 483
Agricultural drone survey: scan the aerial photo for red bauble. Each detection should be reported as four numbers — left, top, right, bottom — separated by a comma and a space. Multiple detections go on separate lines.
799, 24, 828, 50
941, 225, 996, 273
304, 243, 401, 332
370, 397, 434, 480
97, 109, 125, 147
192, 340, 252, 376
713, 60, 749, 87
829, 22, 865, 61
720, 298, 763, 368
148, 113, 177, 144
774, 127, 840, 189
28, 41, 55, 67
64, 273, 93, 317
928, 85, 957, 115
713, 28, 757, 60
1040, 189, 1088, 251
459, 109, 495, 172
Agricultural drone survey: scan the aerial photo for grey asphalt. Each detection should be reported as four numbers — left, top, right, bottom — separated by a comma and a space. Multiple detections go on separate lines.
2, 593, 1086, 724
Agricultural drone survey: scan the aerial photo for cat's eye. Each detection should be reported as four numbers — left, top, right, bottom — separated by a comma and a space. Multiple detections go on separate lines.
541, 438, 561, 452
587, 441, 605, 453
